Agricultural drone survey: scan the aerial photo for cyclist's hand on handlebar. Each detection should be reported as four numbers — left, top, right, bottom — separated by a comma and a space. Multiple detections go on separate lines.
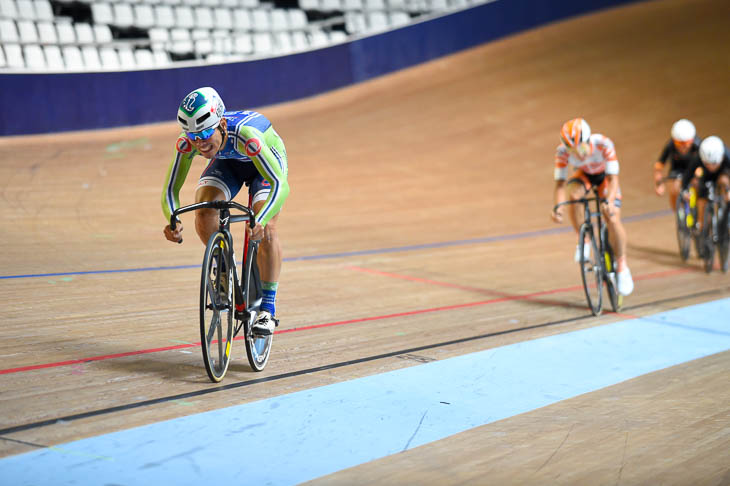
247, 221, 264, 241
654, 171, 665, 196
655, 180, 665, 196
551, 207, 563, 224
601, 198, 617, 218
164, 222, 183, 243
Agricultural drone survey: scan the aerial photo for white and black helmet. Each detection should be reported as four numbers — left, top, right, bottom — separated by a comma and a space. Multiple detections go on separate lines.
177, 87, 225, 133
699, 136, 725, 165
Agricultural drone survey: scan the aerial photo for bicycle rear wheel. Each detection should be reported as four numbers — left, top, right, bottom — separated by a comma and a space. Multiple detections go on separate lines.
701, 204, 715, 273
579, 223, 602, 315
600, 226, 621, 312
675, 195, 691, 261
240, 240, 272, 371
200, 231, 234, 382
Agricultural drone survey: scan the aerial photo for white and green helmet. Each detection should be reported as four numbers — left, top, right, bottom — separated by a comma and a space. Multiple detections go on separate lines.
176, 87, 226, 134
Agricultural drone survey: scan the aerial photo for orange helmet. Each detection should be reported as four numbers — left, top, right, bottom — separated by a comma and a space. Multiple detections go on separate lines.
560, 118, 591, 148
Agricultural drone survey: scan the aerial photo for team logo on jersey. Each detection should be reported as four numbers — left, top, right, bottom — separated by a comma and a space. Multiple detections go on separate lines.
245, 138, 262, 157
176, 137, 192, 153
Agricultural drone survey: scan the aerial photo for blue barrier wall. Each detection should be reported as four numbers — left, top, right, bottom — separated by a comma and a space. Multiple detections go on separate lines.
0, 0, 640, 136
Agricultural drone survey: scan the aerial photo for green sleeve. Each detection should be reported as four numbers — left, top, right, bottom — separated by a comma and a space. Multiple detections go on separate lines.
236, 125, 289, 227
161, 135, 197, 223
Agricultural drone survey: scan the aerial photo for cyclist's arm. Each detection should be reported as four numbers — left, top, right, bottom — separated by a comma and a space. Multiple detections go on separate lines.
655, 142, 671, 171
161, 135, 197, 223
237, 125, 290, 227
553, 148, 570, 206
553, 179, 567, 206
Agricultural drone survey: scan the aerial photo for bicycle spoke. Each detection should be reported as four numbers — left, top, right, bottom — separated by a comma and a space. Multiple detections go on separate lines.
206, 312, 220, 345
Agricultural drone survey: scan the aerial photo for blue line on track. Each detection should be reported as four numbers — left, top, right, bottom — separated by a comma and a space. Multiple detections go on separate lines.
1, 295, 726, 486
0, 209, 671, 280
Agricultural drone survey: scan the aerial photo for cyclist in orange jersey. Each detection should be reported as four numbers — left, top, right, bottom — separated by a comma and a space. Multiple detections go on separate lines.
550, 118, 634, 296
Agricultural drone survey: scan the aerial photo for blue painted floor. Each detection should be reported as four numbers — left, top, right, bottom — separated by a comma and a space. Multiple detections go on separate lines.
2, 298, 729, 486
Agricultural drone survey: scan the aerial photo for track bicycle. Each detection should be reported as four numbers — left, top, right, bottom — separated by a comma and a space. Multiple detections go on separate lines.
171, 198, 272, 382
671, 181, 698, 261
692, 182, 730, 273
554, 190, 621, 315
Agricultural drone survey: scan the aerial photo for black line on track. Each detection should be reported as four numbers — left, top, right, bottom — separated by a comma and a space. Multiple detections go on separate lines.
0, 285, 727, 440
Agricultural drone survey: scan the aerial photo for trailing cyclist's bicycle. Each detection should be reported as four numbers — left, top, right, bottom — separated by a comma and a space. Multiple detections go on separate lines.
554, 190, 622, 315
673, 184, 698, 261
171, 199, 272, 382
693, 182, 730, 273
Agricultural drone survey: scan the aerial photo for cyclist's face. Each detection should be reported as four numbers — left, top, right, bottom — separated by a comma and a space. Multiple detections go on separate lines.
704, 161, 721, 173
570, 141, 592, 159
188, 122, 225, 158
673, 139, 692, 155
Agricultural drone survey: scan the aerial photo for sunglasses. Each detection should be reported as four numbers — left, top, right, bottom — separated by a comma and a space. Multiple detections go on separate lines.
186, 126, 217, 141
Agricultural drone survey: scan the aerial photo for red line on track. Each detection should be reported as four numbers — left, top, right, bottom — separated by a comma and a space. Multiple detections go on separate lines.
0, 267, 695, 375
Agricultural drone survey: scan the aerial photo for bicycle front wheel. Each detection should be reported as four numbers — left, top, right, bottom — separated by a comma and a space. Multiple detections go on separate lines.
601, 226, 621, 312
200, 231, 235, 382
675, 195, 691, 261
701, 204, 715, 274
241, 240, 272, 372
579, 223, 602, 315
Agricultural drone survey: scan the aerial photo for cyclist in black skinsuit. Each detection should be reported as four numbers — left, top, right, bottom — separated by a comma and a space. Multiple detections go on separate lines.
654, 119, 701, 212
681, 135, 730, 232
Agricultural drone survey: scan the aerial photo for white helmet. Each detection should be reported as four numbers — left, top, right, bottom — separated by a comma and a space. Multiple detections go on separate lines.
699, 136, 725, 165
671, 119, 696, 142
177, 87, 225, 134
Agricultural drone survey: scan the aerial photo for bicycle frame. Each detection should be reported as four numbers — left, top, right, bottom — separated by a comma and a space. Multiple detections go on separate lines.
171, 200, 258, 326
554, 188, 620, 314
698, 182, 730, 273
170, 198, 270, 379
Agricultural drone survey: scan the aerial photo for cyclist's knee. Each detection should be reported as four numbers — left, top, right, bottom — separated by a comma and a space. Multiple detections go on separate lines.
567, 184, 585, 200
195, 208, 217, 240
604, 208, 622, 227
261, 221, 280, 248
196, 185, 225, 204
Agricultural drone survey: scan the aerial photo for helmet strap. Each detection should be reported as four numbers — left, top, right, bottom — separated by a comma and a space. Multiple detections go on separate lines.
216, 122, 227, 151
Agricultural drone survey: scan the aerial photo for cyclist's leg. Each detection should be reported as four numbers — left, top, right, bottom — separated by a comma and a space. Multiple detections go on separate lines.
604, 205, 627, 266
667, 172, 682, 212
600, 194, 633, 295
566, 171, 590, 234
695, 179, 710, 231
249, 177, 283, 320
718, 173, 730, 202
598, 179, 627, 268
194, 185, 226, 245
253, 201, 282, 284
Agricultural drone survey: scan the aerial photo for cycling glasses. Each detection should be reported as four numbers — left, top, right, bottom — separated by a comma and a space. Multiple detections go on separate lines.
186, 126, 216, 141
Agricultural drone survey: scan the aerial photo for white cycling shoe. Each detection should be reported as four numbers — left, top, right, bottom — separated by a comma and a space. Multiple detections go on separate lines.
574, 243, 591, 263
252, 311, 278, 336
617, 267, 634, 296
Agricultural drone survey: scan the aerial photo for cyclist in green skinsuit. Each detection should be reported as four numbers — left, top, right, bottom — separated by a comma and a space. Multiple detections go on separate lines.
162, 87, 289, 336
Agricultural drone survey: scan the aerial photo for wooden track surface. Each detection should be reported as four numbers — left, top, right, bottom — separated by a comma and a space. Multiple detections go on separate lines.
1, 0, 729, 482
